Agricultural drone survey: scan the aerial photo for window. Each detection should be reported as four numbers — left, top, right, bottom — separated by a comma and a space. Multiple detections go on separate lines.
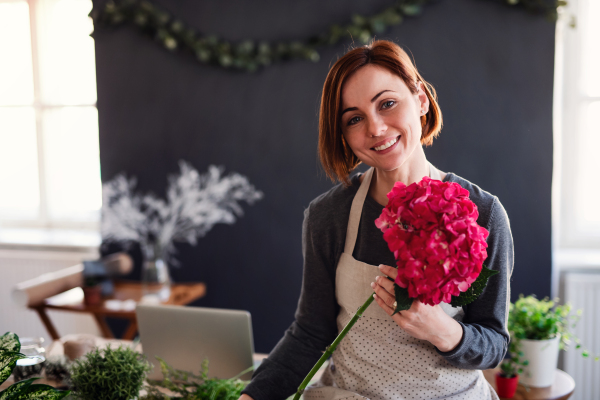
0, 0, 100, 230
555, 0, 600, 249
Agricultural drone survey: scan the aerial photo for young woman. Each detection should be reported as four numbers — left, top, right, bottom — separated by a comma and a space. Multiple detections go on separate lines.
240, 40, 513, 400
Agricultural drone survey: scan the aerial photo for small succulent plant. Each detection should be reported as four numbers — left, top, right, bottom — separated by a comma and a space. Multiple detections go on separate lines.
69, 345, 152, 400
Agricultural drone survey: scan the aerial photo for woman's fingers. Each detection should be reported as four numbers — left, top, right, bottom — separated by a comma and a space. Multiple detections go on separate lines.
371, 278, 396, 309
373, 293, 395, 316
373, 265, 402, 316
375, 275, 394, 294
378, 264, 398, 280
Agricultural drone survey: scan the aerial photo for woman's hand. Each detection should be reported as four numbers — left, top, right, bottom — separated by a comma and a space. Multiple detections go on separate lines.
238, 395, 254, 400
371, 264, 463, 352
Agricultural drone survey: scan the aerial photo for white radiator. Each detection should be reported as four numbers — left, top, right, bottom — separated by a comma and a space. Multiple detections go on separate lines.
563, 272, 600, 400
0, 247, 101, 345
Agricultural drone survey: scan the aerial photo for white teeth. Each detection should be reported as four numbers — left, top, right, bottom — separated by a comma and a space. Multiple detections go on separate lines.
374, 137, 398, 151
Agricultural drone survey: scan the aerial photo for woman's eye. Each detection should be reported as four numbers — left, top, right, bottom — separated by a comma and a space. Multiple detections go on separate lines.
348, 116, 361, 126
381, 100, 395, 109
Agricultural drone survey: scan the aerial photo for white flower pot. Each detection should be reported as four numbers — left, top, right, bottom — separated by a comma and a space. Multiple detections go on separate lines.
519, 334, 560, 387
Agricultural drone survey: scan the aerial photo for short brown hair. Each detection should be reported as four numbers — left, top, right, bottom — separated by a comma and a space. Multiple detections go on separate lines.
318, 40, 443, 186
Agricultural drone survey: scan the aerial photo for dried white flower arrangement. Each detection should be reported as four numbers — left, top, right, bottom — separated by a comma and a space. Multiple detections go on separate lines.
101, 161, 263, 264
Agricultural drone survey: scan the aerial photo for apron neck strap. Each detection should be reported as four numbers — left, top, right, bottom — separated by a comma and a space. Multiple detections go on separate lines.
343, 167, 374, 255
429, 162, 443, 181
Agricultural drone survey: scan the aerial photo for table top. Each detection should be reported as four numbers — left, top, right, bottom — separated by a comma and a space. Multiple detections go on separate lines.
483, 368, 575, 400
36, 281, 206, 317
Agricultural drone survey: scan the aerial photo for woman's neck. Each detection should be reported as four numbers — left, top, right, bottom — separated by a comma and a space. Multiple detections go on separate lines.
365, 147, 430, 207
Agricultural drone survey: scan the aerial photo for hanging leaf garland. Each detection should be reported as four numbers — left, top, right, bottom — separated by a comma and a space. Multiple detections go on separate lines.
89, 0, 428, 72
89, 0, 565, 72
498, 0, 567, 21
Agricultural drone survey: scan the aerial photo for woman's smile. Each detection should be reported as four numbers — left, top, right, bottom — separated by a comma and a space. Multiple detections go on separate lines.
372, 135, 401, 153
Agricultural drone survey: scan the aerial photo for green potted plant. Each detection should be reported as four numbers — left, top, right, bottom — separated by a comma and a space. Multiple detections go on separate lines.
69, 344, 152, 400
82, 276, 103, 306
496, 339, 528, 398
0, 332, 69, 399
508, 295, 594, 387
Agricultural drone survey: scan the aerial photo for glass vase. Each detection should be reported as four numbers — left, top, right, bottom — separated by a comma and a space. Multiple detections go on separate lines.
141, 257, 171, 304
13, 337, 46, 381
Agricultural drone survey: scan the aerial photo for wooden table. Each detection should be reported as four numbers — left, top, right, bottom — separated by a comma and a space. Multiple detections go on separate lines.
483, 368, 575, 400
31, 281, 206, 341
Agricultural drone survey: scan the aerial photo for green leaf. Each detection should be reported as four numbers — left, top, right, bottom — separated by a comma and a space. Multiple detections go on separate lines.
0, 351, 26, 386
392, 283, 413, 315
1, 382, 70, 400
450, 265, 499, 307
0, 333, 20, 353
399, 4, 422, 16
0, 377, 36, 400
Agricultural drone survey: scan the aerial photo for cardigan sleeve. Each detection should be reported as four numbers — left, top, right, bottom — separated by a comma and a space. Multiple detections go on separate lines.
435, 197, 514, 369
241, 205, 340, 400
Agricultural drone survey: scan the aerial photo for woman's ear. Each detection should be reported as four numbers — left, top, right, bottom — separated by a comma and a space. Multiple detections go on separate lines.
417, 81, 430, 115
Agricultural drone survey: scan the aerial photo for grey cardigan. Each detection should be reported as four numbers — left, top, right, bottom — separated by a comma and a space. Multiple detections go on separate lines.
242, 172, 514, 400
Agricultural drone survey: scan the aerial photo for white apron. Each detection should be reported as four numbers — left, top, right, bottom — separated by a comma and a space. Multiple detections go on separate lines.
304, 165, 499, 400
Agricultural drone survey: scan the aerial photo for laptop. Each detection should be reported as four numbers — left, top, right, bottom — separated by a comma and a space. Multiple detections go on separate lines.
136, 304, 255, 381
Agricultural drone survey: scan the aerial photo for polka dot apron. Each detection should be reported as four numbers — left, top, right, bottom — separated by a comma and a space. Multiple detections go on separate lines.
304, 165, 499, 400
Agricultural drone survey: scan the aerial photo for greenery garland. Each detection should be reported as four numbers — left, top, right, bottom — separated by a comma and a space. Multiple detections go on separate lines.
89, 0, 565, 72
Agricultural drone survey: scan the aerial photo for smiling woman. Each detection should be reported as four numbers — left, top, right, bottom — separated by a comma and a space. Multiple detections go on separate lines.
240, 40, 513, 400
319, 41, 442, 188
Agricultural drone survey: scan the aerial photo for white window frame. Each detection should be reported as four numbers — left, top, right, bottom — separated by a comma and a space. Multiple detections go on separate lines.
0, 0, 99, 232
553, 0, 600, 251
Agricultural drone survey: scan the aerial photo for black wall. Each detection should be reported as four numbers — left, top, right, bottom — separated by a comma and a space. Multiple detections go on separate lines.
94, 0, 555, 353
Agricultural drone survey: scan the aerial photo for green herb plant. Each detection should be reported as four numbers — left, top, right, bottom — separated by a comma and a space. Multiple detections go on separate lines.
142, 357, 252, 400
509, 295, 599, 361
0, 332, 70, 399
69, 345, 152, 400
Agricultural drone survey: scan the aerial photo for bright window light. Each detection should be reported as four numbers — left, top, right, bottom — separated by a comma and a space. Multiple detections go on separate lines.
581, 0, 600, 96
0, 0, 100, 229
0, 108, 40, 219
0, 1, 34, 106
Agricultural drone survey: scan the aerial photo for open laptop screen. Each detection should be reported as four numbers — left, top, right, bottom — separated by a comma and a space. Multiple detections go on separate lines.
137, 304, 254, 380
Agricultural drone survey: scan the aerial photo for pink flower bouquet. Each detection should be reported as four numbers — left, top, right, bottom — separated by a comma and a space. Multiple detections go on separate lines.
375, 177, 496, 310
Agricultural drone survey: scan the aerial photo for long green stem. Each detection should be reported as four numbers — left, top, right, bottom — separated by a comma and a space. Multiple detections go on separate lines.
292, 294, 375, 400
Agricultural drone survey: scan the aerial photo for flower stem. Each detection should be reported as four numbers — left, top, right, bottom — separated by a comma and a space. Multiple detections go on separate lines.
292, 294, 375, 400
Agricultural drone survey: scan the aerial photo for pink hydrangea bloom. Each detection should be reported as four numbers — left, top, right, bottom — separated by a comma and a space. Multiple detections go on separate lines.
374, 177, 489, 306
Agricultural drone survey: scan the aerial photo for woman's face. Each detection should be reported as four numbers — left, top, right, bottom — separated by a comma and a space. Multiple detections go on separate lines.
340, 64, 429, 173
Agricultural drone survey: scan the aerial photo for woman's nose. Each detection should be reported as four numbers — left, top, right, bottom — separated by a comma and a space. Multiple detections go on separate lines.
366, 115, 387, 137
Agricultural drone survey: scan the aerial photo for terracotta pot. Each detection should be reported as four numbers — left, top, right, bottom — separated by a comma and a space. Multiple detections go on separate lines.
496, 372, 519, 398
83, 285, 102, 306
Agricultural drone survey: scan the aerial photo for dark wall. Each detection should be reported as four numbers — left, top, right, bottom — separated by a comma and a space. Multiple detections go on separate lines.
94, 0, 554, 353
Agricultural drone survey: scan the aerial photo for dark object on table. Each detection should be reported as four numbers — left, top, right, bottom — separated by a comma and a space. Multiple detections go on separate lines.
44, 355, 71, 383
12, 359, 45, 382
83, 253, 134, 297
82, 276, 103, 305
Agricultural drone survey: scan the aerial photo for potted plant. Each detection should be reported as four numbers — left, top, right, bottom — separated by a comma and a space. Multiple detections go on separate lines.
69, 344, 152, 400
82, 276, 103, 306
496, 339, 528, 398
508, 295, 591, 387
